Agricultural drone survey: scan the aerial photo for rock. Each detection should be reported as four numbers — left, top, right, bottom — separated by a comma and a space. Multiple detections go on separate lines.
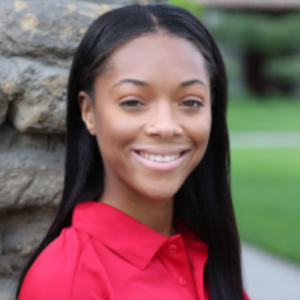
0, 1, 113, 65
0, 277, 16, 300
0, 56, 68, 133
0, 98, 8, 126
0, 206, 56, 277
0, 125, 64, 210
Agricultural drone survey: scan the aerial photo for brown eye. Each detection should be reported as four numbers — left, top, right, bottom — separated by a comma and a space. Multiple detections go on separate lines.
181, 100, 203, 108
120, 100, 142, 107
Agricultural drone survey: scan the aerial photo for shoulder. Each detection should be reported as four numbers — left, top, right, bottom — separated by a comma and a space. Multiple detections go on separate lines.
244, 290, 251, 300
18, 227, 91, 300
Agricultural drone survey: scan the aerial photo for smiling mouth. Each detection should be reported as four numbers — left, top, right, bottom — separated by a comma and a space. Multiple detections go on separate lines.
137, 151, 184, 163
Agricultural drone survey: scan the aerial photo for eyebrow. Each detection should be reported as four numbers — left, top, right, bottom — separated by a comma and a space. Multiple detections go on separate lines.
112, 79, 148, 88
180, 79, 207, 88
112, 78, 207, 89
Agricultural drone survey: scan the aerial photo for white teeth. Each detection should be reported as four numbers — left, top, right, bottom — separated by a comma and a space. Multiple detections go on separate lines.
163, 155, 171, 162
156, 155, 163, 162
139, 152, 182, 162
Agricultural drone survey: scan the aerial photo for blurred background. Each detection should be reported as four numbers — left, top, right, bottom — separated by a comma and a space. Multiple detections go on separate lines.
0, 0, 299, 299
169, 1, 300, 297
169, 0, 300, 265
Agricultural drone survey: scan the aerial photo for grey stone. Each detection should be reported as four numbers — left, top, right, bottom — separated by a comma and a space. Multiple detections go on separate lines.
0, 125, 64, 210
0, 56, 68, 133
0, 206, 56, 277
0, 1, 113, 65
0, 99, 8, 127
0, 277, 16, 300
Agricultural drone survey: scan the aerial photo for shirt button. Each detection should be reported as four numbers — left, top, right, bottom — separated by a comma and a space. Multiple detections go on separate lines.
168, 244, 177, 254
178, 276, 187, 286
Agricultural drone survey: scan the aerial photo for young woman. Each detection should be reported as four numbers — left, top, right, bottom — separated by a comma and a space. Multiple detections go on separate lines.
17, 4, 250, 300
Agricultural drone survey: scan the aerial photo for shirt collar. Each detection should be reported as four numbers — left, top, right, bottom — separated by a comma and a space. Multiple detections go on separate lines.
72, 200, 206, 270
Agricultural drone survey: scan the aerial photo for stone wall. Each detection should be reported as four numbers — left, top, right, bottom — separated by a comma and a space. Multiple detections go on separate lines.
0, 0, 167, 283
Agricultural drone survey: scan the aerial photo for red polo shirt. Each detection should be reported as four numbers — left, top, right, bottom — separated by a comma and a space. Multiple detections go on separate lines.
19, 201, 250, 300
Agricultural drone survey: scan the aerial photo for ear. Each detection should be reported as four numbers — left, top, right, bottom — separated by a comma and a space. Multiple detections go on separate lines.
78, 91, 96, 136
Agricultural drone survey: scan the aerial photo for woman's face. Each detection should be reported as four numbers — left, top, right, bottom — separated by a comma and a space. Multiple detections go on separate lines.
80, 32, 212, 201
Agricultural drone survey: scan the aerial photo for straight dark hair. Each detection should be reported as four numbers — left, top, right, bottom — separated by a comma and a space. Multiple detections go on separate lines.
17, 4, 244, 300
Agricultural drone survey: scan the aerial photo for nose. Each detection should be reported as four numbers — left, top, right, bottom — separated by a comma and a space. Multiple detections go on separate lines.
145, 100, 183, 139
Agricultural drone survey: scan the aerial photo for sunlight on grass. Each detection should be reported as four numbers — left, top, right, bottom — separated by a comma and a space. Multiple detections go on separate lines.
231, 148, 300, 263
228, 97, 300, 132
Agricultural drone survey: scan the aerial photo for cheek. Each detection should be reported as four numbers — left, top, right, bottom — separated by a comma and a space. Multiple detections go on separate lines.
190, 108, 211, 140
93, 107, 139, 167
189, 110, 212, 160
96, 116, 124, 157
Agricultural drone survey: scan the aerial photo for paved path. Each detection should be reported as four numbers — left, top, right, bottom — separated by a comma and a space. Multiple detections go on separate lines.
242, 243, 300, 300
1, 242, 300, 300
230, 131, 300, 148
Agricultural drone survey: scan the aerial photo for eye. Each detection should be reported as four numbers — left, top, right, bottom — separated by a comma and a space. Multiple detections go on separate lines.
181, 100, 203, 108
120, 100, 143, 107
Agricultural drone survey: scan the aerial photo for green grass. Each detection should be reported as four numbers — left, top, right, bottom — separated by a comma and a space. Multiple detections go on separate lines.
227, 97, 300, 132
231, 148, 300, 263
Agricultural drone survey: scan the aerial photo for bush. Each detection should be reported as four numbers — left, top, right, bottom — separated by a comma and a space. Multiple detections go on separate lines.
264, 55, 300, 84
208, 12, 300, 54
169, 0, 205, 18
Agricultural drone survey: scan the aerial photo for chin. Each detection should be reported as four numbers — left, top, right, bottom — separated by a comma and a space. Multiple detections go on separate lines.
141, 184, 180, 202
129, 174, 186, 202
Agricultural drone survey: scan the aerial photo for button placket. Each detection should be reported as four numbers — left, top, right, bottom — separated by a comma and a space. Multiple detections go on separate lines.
159, 236, 198, 299
178, 276, 187, 287
166, 243, 188, 288
168, 244, 177, 254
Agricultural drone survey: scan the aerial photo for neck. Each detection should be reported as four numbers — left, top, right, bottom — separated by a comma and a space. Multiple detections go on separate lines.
100, 173, 174, 237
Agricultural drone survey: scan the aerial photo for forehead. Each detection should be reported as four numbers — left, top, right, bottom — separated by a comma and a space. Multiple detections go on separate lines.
103, 32, 209, 84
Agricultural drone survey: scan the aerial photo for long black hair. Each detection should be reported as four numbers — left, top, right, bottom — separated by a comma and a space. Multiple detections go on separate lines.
17, 4, 244, 300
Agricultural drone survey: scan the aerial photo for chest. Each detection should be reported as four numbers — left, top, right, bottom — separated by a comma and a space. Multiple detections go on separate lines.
72, 237, 209, 300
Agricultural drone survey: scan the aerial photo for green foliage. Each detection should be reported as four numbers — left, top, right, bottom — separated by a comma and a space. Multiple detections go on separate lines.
232, 148, 300, 264
169, 0, 205, 18
264, 55, 300, 83
222, 53, 242, 79
209, 12, 300, 53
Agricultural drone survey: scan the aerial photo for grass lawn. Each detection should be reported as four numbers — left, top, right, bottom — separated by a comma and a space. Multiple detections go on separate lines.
227, 96, 300, 132
231, 148, 300, 264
